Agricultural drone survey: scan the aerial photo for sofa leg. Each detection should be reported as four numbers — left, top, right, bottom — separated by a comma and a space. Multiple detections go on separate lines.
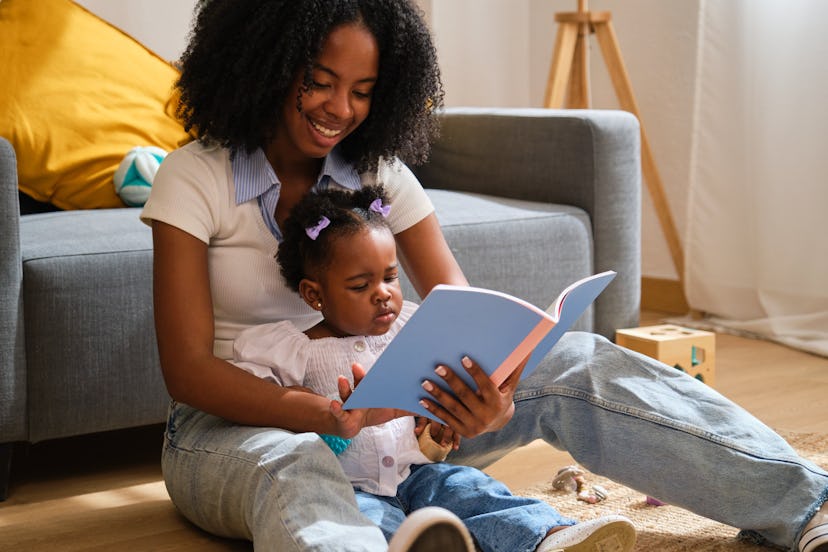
0, 442, 12, 501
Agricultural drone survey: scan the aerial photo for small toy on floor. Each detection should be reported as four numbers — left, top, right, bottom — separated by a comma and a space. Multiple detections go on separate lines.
646, 495, 667, 506
552, 465, 609, 504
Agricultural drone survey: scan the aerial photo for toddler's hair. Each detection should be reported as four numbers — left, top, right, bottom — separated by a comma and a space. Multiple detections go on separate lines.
278, 186, 392, 291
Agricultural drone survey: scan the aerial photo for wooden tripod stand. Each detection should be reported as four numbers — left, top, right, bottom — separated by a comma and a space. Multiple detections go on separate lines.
544, 0, 686, 296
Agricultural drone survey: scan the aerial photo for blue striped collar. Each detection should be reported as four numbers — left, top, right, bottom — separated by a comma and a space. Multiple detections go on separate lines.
233, 147, 277, 204
232, 146, 362, 205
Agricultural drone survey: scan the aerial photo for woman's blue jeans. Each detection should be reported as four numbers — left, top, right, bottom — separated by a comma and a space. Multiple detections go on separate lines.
161, 332, 828, 551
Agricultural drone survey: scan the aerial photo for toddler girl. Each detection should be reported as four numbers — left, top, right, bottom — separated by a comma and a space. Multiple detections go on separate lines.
231, 185, 637, 552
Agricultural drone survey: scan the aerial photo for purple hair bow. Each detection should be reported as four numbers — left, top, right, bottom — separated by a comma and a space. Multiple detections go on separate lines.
369, 198, 391, 217
305, 216, 330, 240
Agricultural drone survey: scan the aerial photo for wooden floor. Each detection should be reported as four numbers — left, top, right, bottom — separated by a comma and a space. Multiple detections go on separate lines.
2, 310, 827, 551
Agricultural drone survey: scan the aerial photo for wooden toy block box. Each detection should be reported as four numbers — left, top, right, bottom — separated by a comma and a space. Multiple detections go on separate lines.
615, 324, 716, 386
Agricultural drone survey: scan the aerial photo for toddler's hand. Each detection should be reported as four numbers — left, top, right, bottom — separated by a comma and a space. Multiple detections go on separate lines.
329, 363, 409, 439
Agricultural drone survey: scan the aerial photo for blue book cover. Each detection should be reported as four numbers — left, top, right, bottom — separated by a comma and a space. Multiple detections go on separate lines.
343, 270, 616, 420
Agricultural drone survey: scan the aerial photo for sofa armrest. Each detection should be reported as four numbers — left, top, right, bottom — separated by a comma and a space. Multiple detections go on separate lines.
411, 107, 641, 338
0, 137, 27, 443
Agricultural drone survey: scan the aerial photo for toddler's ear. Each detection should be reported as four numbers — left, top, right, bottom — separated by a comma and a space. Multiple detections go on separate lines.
299, 278, 323, 310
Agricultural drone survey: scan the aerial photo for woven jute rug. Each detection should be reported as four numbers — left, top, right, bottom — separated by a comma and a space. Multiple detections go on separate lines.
516, 431, 828, 551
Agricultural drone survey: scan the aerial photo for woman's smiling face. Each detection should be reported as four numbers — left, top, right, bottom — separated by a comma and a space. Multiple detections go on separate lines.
274, 22, 379, 161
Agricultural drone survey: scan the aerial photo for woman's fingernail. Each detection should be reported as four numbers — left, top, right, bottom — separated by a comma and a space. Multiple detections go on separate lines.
419, 400, 430, 409
422, 380, 434, 392
461, 356, 472, 369
435, 365, 448, 377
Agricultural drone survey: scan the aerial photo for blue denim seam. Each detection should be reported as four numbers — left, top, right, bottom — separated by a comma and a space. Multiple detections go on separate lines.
735, 528, 782, 550
165, 436, 265, 464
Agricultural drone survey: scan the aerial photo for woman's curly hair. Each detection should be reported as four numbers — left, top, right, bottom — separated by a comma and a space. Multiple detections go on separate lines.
177, 0, 444, 172
278, 186, 391, 291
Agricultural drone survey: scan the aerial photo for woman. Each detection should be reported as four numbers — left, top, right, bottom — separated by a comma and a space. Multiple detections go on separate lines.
142, 1, 828, 551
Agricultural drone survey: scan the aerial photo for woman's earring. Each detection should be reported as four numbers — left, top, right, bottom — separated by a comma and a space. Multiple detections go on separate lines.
316, 302, 322, 309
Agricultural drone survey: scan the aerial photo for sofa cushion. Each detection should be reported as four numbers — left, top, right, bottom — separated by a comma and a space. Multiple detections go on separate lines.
403, 190, 595, 330
20, 209, 168, 441
0, 0, 191, 211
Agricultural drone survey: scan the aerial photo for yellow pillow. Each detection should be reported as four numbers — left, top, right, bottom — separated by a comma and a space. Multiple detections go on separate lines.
0, 0, 192, 209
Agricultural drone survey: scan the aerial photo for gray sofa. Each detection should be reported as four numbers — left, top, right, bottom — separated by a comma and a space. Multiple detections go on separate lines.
0, 107, 641, 500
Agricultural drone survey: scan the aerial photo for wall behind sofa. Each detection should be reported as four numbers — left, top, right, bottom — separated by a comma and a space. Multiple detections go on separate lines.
425, 0, 700, 299
75, 0, 197, 63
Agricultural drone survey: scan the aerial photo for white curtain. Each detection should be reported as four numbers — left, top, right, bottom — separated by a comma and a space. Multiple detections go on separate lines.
685, 0, 828, 356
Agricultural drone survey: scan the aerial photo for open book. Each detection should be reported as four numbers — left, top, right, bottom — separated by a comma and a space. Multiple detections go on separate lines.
343, 270, 617, 420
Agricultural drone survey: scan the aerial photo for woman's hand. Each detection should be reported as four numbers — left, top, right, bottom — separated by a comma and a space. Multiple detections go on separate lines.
329, 363, 409, 439
418, 355, 527, 438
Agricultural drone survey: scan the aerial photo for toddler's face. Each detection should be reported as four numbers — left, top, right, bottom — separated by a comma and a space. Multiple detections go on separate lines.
317, 226, 403, 337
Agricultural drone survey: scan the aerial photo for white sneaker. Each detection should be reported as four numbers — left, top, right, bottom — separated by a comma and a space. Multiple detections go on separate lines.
800, 501, 828, 552
387, 506, 475, 552
537, 514, 636, 552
